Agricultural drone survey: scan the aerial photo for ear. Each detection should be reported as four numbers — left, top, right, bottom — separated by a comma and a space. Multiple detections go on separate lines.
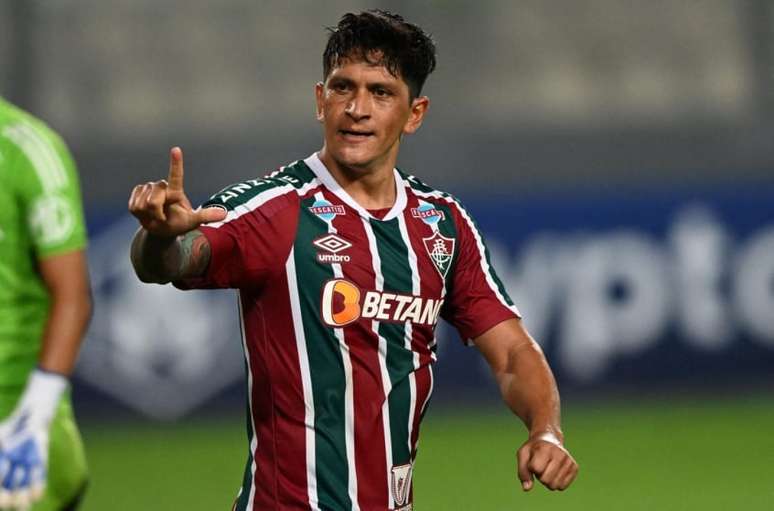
403, 96, 430, 135
315, 82, 325, 123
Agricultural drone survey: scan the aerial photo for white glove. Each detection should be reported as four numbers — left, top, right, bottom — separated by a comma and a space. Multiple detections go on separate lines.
0, 370, 67, 511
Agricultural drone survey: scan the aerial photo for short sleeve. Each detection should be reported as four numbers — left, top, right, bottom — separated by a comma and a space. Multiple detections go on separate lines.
174, 186, 299, 290
3, 121, 87, 258
441, 200, 520, 343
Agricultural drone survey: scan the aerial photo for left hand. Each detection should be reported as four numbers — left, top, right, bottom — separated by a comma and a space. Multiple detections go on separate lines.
517, 432, 578, 491
0, 409, 48, 510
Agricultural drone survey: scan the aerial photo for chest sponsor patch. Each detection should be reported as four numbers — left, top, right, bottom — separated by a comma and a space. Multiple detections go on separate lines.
313, 234, 352, 263
309, 199, 346, 222
320, 279, 443, 327
423, 231, 455, 279
411, 202, 445, 225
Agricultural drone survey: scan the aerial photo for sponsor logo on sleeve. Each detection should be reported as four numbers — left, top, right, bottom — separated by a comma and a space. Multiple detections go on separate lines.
313, 234, 352, 263
422, 232, 455, 278
320, 279, 443, 328
411, 202, 444, 225
309, 199, 346, 222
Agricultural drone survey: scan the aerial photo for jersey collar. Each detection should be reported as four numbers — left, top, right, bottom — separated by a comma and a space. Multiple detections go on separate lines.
304, 152, 407, 222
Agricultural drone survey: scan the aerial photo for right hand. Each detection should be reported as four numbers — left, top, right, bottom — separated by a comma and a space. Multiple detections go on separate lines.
128, 147, 226, 238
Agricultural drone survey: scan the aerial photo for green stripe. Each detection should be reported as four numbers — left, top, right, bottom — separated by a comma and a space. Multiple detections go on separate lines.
370, 218, 416, 466
294, 198, 351, 510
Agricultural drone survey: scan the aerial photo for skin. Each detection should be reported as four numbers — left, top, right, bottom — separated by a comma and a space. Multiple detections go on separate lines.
474, 319, 578, 491
315, 55, 429, 209
129, 54, 578, 493
37, 250, 92, 375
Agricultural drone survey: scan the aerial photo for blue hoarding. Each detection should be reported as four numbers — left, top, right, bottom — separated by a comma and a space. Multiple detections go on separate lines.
77, 184, 774, 418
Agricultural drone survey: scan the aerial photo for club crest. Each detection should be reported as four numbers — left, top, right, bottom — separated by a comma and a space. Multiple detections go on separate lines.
391, 463, 413, 507
422, 231, 455, 278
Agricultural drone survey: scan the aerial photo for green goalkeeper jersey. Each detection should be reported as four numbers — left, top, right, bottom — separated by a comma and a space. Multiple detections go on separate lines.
0, 97, 87, 389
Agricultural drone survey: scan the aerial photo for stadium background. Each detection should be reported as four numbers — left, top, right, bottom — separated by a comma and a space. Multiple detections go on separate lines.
2, 0, 774, 509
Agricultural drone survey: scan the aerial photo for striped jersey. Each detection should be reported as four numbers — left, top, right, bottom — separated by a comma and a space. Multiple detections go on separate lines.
179, 153, 519, 510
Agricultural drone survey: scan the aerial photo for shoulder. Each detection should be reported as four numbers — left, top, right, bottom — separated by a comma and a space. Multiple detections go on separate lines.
398, 169, 471, 221
0, 102, 67, 159
202, 159, 319, 212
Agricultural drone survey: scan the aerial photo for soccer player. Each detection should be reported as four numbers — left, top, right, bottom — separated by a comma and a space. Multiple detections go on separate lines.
0, 97, 91, 511
129, 10, 578, 510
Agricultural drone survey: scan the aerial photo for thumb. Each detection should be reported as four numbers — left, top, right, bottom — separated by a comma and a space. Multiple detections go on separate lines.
195, 206, 228, 225
517, 445, 534, 491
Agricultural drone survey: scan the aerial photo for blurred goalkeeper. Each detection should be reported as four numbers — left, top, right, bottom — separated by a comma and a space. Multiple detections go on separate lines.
0, 97, 91, 511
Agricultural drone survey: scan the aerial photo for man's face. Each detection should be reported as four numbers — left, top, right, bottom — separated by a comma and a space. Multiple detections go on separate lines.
316, 56, 428, 173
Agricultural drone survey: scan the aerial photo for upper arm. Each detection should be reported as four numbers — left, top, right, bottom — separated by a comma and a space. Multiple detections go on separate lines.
38, 250, 91, 313
177, 228, 212, 279
175, 188, 299, 289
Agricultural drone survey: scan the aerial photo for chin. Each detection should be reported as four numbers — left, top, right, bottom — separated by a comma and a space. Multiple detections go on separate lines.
332, 148, 375, 170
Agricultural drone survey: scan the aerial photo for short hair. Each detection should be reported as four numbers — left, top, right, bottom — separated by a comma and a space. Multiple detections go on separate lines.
323, 10, 437, 100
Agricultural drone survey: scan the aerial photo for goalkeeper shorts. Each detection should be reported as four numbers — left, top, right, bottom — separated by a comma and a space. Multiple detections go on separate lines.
0, 389, 89, 511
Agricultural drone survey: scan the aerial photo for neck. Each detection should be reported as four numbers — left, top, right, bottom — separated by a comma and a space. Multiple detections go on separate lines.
318, 148, 397, 210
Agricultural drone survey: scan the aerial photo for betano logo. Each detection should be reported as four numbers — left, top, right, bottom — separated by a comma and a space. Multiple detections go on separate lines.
321, 279, 444, 328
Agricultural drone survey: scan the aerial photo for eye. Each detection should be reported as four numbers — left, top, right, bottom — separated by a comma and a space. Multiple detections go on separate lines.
331, 81, 349, 93
374, 87, 391, 97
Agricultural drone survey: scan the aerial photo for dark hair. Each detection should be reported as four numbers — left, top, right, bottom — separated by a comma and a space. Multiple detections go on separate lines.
323, 10, 437, 100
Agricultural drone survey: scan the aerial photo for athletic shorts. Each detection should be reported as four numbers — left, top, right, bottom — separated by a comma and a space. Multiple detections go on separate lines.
0, 389, 89, 511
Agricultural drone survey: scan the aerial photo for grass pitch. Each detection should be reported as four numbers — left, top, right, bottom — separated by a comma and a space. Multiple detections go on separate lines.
79, 394, 773, 510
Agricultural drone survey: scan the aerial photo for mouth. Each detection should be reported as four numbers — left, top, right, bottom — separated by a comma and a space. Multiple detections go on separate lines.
338, 129, 375, 141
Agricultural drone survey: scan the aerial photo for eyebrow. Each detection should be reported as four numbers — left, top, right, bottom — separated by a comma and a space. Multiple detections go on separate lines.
328, 76, 397, 90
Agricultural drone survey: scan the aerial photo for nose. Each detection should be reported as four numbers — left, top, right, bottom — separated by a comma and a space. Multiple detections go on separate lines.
345, 89, 370, 121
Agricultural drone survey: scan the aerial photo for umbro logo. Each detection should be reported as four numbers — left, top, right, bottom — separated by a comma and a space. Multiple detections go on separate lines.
313, 234, 352, 263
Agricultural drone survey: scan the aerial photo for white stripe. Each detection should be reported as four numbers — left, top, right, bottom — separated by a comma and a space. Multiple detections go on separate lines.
316, 191, 360, 510
361, 216, 394, 508
2, 123, 67, 193
207, 178, 321, 229
410, 187, 520, 317
396, 213, 421, 456
304, 152, 407, 221
19, 123, 68, 189
14, 122, 68, 189
237, 291, 258, 509
286, 250, 321, 510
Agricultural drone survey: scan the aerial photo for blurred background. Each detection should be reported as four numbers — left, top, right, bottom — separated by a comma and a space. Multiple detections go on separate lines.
3, 0, 774, 509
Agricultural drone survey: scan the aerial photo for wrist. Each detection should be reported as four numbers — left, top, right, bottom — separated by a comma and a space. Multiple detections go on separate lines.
16, 368, 69, 425
528, 427, 564, 446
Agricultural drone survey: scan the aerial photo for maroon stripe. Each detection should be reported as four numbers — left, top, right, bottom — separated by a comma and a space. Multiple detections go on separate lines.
324, 189, 390, 510
240, 238, 311, 507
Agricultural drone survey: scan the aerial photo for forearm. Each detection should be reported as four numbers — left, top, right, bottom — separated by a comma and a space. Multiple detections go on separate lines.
38, 290, 92, 376
497, 341, 563, 442
36, 250, 92, 376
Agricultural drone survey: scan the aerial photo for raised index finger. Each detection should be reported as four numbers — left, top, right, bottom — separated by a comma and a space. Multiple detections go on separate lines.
167, 146, 184, 192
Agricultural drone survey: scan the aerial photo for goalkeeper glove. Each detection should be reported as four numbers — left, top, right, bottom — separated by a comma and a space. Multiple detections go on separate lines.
0, 369, 67, 510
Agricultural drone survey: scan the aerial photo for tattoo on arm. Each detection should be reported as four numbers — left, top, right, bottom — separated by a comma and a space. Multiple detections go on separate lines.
130, 228, 211, 283
176, 229, 211, 279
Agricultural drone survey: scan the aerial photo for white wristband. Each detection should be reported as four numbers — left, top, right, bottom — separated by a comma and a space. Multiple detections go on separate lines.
15, 369, 69, 425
